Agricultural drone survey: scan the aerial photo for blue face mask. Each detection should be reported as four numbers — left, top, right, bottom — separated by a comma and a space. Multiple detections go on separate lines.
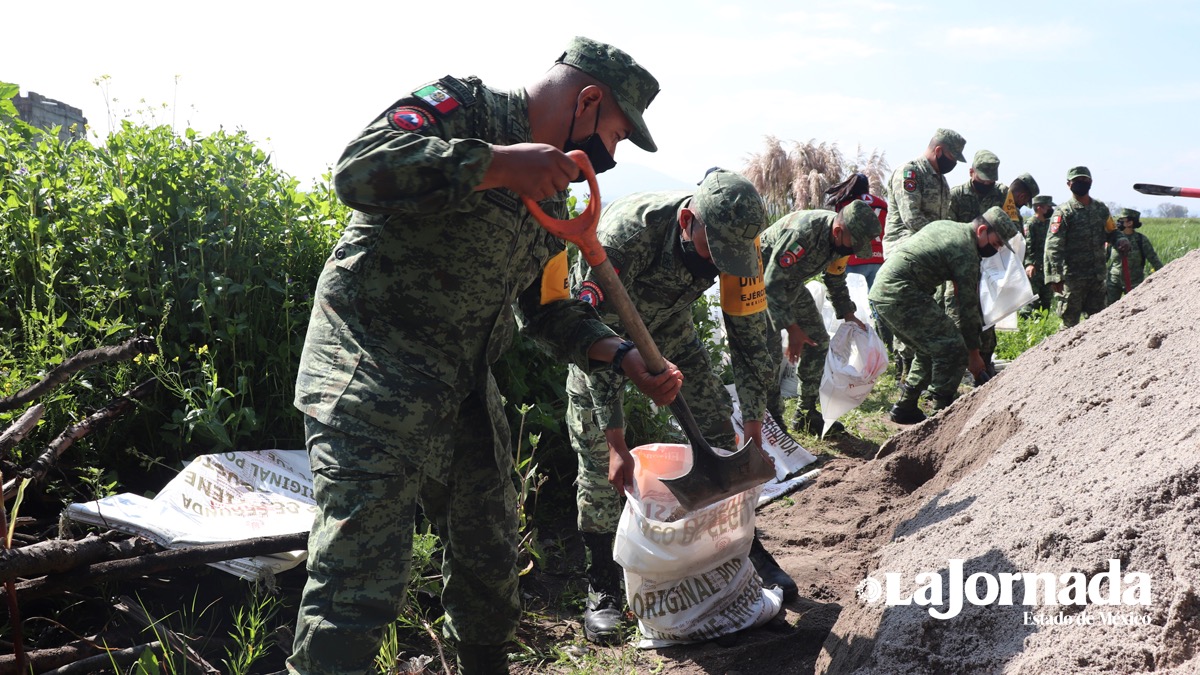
564, 102, 616, 179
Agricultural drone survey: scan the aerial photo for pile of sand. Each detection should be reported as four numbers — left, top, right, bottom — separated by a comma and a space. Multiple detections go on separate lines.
802, 249, 1200, 673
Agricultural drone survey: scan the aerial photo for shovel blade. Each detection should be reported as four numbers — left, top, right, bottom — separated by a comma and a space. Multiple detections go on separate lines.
660, 438, 776, 512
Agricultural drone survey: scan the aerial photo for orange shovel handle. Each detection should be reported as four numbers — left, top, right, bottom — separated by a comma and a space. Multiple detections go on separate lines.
520, 150, 607, 267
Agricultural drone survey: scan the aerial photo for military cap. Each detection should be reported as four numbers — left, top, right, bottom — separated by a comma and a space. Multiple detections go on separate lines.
981, 205, 1018, 252
1119, 208, 1141, 227
972, 150, 1000, 181
1031, 194, 1055, 207
838, 199, 882, 258
692, 169, 767, 278
932, 128, 967, 162
1014, 172, 1040, 199
557, 36, 660, 152
1066, 166, 1092, 180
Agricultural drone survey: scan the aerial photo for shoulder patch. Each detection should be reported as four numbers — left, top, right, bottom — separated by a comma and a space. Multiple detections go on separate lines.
578, 279, 604, 307
414, 82, 461, 115
389, 106, 431, 132
903, 178, 917, 193
904, 168, 916, 180
436, 76, 477, 108
779, 244, 805, 268
1050, 214, 1064, 234
719, 273, 767, 317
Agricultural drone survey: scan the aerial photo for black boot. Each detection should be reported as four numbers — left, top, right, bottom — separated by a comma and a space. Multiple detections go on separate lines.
748, 532, 798, 601
455, 643, 509, 675
582, 532, 625, 645
792, 402, 845, 437
889, 383, 926, 425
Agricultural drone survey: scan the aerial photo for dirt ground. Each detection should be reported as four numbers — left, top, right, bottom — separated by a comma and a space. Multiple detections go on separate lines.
514, 249, 1200, 675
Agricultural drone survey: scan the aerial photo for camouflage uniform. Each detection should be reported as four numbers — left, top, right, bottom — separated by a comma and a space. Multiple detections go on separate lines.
566, 186, 774, 534
1023, 210, 1053, 311
1105, 222, 1163, 303
759, 201, 879, 416
288, 38, 659, 672
882, 155, 951, 257
1044, 171, 1127, 328
870, 219, 994, 400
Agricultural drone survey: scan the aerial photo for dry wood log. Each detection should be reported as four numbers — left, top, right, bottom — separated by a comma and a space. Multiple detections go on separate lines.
0, 336, 155, 413
0, 533, 155, 583
0, 634, 111, 675
2, 378, 157, 501
4, 532, 308, 602
0, 404, 44, 462
40, 641, 164, 675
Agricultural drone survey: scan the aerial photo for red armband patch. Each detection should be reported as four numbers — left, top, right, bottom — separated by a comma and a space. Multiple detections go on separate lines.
390, 106, 431, 131
579, 280, 604, 307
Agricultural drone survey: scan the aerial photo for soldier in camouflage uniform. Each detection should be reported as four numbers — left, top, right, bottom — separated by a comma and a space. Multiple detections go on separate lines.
869, 207, 1019, 424
759, 200, 881, 436
566, 169, 795, 644
1106, 208, 1164, 303
945, 152, 1040, 375
287, 37, 684, 675
1022, 195, 1056, 313
881, 128, 966, 383
882, 128, 966, 257
1044, 166, 1130, 328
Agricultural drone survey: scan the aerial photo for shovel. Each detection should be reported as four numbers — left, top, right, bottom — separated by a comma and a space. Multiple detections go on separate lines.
522, 151, 776, 512
1133, 183, 1200, 198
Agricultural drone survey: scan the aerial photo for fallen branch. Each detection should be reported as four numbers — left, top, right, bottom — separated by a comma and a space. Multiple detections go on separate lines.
40, 640, 163, 675
0, 336, 155, 413
4, 532, 308, 601
0, 634, 112, 675
0, 533, 156, 583
2, 378, 157, 502
0, 404, 44, 462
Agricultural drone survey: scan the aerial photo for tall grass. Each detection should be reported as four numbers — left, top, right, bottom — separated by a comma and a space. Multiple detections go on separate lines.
1136, 217, 1200, 266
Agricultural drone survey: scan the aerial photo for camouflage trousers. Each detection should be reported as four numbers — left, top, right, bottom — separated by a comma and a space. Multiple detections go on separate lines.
766, 291, 830, 412
872, 295, 967, 399
1057, 275, 1107, 328
1028, 273, 1053, 312
938, 281, 997, 367
566, 336, 736, 534
288, 391, 520, 674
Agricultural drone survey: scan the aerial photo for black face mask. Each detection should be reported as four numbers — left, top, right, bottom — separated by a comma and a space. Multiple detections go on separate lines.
978, 244, 999, 258
936, 154, 957, 174
564, 102, 616, 179
679, 228, 719, 280
972, 180, 992, 195
1069, 181, 1091, 197
832, 244, 857, 256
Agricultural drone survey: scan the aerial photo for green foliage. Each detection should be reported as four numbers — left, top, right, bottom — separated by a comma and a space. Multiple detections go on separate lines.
995, 308, 1063, 361
1136, 218, 1200, 266
0, 83, 345, 488
222, 582, 282, 675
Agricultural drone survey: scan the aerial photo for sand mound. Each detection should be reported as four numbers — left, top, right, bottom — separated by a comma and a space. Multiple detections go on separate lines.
809, 249, 1200, 674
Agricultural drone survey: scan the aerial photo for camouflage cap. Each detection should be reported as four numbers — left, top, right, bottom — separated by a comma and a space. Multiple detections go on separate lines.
557, 36, 660, 152
838, 199, 882, 258
971, 149, 1000, 181
692, 169, 767, 277
981, 206, 1018, 252
1067, 166, 1092, 181
1120, 207, 1141, 221
1014, 172, 1040, 199
1031, 194, 1055, 207
932, 128, 967, 162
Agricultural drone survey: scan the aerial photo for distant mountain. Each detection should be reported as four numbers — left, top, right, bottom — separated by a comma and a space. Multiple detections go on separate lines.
570, 162, 694, 207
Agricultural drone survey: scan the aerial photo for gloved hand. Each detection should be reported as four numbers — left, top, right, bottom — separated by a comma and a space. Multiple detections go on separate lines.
973, 370, 992, 386
1116, 239, 1132, 254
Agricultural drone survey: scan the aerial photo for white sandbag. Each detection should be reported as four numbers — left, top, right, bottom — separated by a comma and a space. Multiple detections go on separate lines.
980, 233, 1035, 330
806, 273, 874, 337
818, 323, 889, 437
614, 443, 783, 648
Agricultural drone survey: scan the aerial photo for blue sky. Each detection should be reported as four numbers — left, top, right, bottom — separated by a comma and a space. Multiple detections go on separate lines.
7, 0, 1199, 214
